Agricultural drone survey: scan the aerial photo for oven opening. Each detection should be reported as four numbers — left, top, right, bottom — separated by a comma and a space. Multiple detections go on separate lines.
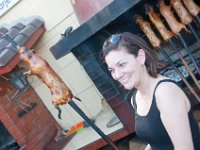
0, 122, 20, 150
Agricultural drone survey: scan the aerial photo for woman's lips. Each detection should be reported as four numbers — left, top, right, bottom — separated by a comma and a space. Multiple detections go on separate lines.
120, 77, 129, 84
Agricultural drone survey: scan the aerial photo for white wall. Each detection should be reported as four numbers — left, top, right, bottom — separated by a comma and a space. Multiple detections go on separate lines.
1, 0, 105, 130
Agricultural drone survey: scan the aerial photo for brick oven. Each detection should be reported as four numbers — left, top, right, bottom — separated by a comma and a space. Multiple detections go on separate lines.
50, 0, 200, 149
0, 77, 58, 149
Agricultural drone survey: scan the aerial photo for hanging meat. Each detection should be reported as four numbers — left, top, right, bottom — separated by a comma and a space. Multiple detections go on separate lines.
158, 0, 188, 34
134, 14, 200, 102
182, 0, 200, 16
134, 14, 161, 48
170, 0, 193, 25
145, 4, 173, 41
145, 4, 200, 91
18, 47, 79, 106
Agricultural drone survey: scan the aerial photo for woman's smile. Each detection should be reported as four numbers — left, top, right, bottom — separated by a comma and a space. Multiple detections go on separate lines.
105, 48, 143, 90
120, 76, 130, 84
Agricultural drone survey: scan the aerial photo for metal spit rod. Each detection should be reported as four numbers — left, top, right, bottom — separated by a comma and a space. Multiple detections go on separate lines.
196, 15, 200, 25
68, 100, 119, 150
158, 46, 200, 102
168, 39, 200, 90
3, 34, 119, 149
188, 24, 200, 44
177, 32, 200, 76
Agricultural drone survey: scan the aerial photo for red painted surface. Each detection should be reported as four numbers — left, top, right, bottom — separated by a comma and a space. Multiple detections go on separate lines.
0, 54, 20, 75
71, 0, 113, 24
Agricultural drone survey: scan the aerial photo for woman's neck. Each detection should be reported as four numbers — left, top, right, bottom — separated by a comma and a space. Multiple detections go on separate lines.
136, 74, 163, 98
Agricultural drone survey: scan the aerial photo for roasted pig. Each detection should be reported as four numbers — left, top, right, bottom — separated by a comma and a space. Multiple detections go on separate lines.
18, 47, 76, 106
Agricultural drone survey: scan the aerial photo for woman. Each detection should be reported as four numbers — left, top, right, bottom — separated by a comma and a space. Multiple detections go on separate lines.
102, 32, 200, 150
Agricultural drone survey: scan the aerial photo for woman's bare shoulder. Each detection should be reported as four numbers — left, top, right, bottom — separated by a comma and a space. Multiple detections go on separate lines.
154, 80, 190, 112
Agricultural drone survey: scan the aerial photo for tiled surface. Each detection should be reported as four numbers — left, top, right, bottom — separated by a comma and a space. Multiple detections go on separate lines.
59, 61, 93, 95
76, 86, 103, 116
56, 53, 77, 70
63, 107, 123, 150
54, 13, 80, 35
34, 28, 59, 49
33, 13, 80, 50
1, 0, 74, 31
34, 83, 55, 110
58, 85, 103, 125
50, 105, 77, 129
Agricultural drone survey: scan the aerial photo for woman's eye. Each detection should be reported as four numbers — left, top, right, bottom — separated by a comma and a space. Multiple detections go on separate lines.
119, 62, 126, 67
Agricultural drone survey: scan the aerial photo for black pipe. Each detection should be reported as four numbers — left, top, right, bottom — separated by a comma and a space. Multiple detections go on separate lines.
158, 46, 200, 102
177, 32, 200, 76
188, 24, 200, 44
68, 100, 119, 150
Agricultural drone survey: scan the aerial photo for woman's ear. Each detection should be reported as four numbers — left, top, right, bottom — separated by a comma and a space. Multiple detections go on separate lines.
136, 49, 146, 65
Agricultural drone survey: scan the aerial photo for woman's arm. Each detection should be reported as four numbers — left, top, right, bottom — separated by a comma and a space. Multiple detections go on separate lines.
155, 82, 194, 150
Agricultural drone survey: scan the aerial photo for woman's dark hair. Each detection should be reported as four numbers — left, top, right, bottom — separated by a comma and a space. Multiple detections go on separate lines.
101, 32, 158, 78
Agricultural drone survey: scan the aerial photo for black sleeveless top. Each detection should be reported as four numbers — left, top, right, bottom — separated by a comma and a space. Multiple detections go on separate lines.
131, 79, 200, 150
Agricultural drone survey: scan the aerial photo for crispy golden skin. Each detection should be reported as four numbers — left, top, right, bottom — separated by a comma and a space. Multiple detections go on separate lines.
134, 14, 161, 48
182, 0, 200, 16
145, 4, 173, 41
18, 46, 73, 106
158, 0, 187, 34
170, 0, 193, 25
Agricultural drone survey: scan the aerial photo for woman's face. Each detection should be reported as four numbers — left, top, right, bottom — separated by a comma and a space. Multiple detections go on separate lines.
105, 48, 145, 90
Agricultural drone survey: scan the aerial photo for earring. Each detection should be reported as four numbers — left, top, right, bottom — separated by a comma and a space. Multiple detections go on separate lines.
150, 63, 153, 71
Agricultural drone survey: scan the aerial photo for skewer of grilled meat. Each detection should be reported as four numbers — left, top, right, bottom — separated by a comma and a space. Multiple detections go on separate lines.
146, 4, 200, 90
18, 47, 80, 118
134, 15, 200, 102
158, 0, 188, 34
134, 14, 161, 48
145, 4, 173, 41
182, 0, 200, 16
159, 0, 200, 76
170, 0, 193, 25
